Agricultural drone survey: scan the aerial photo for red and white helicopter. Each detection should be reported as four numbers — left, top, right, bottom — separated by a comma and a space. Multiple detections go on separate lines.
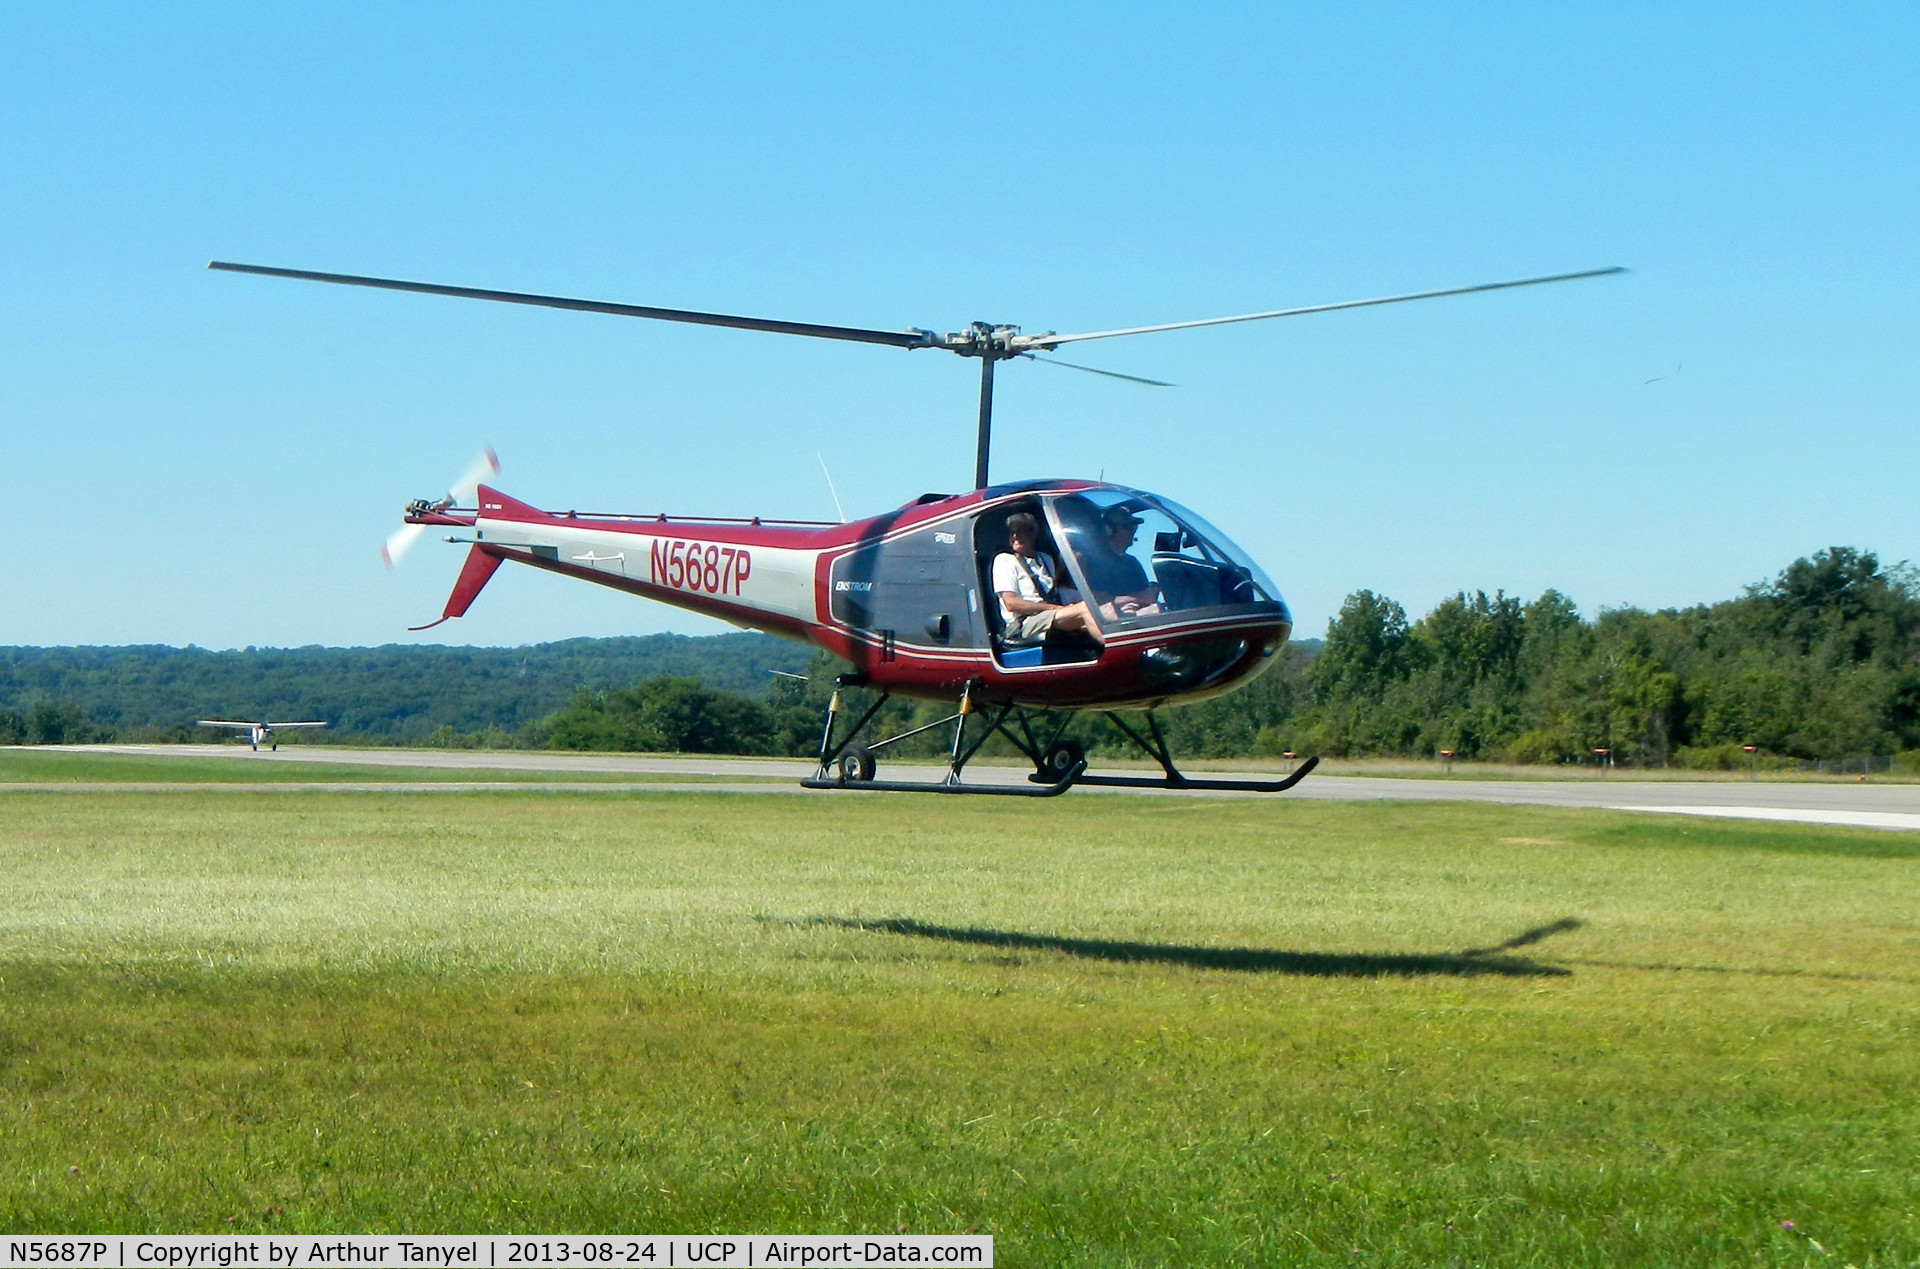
211, 261, 1620, 795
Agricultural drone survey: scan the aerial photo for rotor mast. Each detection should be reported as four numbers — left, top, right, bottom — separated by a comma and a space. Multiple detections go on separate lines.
944, 321, 1024, 491
976, 355, 995, 492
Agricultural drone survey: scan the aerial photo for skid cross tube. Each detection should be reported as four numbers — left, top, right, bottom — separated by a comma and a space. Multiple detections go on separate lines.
868, 710, 964, 753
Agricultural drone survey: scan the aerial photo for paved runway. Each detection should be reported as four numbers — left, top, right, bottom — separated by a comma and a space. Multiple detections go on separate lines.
22, 744, 1920, 830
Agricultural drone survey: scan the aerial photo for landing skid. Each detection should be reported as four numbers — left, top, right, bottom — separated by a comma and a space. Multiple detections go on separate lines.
1068, 761, 1318, 793
800, 767, 1084, 796
804, 676, 1315, 797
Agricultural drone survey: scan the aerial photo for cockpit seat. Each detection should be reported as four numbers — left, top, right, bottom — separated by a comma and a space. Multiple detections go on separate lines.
997, 641, 1102, 668
975, 503, 1104, 669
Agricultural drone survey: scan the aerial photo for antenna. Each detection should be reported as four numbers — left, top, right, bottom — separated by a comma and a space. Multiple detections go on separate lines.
816, 452, 848, 523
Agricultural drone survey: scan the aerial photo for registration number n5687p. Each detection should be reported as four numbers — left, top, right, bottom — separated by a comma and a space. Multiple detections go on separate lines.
648, 539, 751, 596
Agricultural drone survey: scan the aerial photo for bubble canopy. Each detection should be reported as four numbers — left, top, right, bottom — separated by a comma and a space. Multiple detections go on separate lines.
1038, 486, 1287, 633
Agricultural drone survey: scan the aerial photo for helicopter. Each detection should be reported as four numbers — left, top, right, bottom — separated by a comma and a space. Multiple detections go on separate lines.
209, 260, 1622, 795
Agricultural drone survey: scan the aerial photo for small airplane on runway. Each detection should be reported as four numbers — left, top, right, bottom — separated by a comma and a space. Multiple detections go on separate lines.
197, 719, 328, 751
211, 259, 1621, 795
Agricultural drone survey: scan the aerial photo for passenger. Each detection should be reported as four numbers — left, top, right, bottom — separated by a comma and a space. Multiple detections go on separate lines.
993, 511, 1102, 646
1083, 505, 1162, 619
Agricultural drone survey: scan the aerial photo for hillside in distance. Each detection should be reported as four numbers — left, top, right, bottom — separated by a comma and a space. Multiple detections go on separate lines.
0, 633, 813, 740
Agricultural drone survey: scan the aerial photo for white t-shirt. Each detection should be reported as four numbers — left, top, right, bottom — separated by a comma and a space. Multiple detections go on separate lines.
992, 551, 1079, 622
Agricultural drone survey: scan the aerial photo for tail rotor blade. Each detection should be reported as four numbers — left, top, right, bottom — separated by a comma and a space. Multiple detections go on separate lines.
382, 522, 426, 570
383, 446, 499, 569
448, 446, 500, 505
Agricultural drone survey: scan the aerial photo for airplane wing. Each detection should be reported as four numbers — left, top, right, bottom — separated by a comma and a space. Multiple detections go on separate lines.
197, 720, 261, 729
266, 722, 329, 729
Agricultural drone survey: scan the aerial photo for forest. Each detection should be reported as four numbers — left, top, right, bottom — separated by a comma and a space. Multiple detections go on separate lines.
1155, 545, 1920, 768
0, 633, 810, 745
410, 545, 1920, 769
5, 548, 1916, 769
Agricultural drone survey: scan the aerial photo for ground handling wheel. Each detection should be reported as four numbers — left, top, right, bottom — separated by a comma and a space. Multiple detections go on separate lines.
1040, 739, 1086, 780
838, 745, 877, 783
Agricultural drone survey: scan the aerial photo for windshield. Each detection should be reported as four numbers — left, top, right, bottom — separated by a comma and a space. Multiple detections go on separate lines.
1045, 488, 1280, 628
1145, 495, 1281, 599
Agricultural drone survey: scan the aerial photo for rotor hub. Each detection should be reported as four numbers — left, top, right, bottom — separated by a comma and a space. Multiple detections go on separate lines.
935, 322, 1036, 360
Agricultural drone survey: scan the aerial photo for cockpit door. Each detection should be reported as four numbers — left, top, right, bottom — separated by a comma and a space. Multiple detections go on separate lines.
827, 517, 986, 651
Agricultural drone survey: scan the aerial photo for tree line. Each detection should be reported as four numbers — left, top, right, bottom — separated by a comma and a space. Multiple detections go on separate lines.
519, 546, 1920, 771
7, 548, 1915, 769
0, 633, 810, 744
1162, 545, 1918, 768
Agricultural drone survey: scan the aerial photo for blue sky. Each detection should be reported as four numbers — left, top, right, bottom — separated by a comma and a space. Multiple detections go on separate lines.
2, 4, 1914, 649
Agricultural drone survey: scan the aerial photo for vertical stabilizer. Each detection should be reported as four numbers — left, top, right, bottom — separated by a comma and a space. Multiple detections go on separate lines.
409, 546, 504, 631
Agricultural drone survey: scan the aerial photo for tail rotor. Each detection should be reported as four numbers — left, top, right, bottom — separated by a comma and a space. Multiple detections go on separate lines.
381, 447, 499, 569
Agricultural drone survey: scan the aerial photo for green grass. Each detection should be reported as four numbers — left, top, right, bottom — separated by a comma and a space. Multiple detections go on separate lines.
0, 749, 767, 784
0, 792, 1915, 1265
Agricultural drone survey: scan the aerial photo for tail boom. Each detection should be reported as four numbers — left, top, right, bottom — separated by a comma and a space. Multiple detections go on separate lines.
408, 485, 823, 637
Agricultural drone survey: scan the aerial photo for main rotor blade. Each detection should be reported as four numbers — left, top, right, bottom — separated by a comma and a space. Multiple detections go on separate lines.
1018, 353, 1174, 387
1015, 266, 1627, 351
208, 261, 938, 349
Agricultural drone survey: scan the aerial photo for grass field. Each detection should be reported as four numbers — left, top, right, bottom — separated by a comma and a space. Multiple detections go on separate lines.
0, 749, 765, 784
0, 789, 1915, 1265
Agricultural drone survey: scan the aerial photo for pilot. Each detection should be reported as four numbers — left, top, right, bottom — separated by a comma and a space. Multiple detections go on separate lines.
1083, 505, 1162, 619
993, 511, 1102, 645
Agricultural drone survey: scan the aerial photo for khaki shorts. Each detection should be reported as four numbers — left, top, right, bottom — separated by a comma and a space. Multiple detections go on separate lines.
1004, 609, 1059, 643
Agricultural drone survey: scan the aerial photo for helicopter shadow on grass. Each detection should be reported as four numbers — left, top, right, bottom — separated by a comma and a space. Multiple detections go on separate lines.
809, 916, 1583, 978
